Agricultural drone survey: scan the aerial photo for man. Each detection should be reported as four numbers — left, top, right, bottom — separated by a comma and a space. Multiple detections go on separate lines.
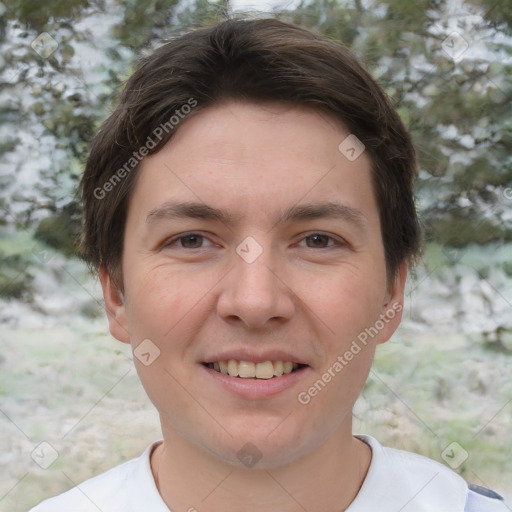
30, 17, 507, 512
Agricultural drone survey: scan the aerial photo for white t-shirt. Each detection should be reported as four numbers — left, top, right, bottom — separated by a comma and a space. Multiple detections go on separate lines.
29, 435, 507, 512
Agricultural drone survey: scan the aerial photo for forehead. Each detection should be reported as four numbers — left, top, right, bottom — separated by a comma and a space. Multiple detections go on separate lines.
127, 101, 379, 231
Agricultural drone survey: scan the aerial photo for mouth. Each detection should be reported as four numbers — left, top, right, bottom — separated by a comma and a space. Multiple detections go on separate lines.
202, 360, 308, 379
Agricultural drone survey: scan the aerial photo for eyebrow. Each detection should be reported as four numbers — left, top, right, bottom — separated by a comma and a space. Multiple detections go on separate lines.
145, 200, 368, 230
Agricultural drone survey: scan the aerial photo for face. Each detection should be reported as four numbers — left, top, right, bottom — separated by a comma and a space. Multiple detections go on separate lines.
100, 101, 406, 469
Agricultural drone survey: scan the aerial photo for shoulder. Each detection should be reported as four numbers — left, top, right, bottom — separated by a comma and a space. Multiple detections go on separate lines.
351, 435, 507, 512
465, 483, 508, 512
27, 457, 142, 512
28, 442, 167, 512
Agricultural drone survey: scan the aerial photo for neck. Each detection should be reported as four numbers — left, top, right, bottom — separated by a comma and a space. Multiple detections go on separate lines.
151, 423, 372, 512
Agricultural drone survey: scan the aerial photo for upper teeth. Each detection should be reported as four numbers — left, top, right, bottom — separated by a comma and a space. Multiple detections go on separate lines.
209, 360, 299, 379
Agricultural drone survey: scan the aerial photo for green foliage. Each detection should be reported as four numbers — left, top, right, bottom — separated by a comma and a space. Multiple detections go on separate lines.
173, 0, 231, 28
2, 0, 94, 29
285, 0, 512, 243
468, 0, 512, 27
455, 156, 512, 190
0, 229, 36, 300
283, 0, 360, 44
34, 204, 81, 257
426, 213, 508, 246
113, 0, 181, 48
1, 0, 511, 261
0, 251, 34, 299
41, 103, 97, 160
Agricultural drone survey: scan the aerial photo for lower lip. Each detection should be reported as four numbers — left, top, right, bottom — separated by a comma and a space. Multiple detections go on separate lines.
199, 364, 310, 400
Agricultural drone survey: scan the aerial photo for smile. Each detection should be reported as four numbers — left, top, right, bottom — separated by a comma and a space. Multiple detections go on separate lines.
203, 360, 306, 379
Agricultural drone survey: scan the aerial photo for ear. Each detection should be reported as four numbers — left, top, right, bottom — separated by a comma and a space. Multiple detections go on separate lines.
99, 266, 131, 344
376, 261, 408, 345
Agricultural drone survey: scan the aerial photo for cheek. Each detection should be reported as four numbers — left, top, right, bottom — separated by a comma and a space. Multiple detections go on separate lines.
132, 356, 202, 438
297, 267, 386, 341
123, 264, 209, 340
295, 341, 375, 446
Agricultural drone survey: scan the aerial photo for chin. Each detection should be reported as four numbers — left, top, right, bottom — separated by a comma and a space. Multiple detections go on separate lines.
204, 426, 318, 470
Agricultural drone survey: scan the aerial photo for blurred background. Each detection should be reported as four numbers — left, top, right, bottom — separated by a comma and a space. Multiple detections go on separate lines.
0, 0, 511, 510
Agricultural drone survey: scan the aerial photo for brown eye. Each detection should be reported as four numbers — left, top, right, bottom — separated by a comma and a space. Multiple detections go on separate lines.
304, 234, 331, 248
163, 232, 213, 249
302, 233, 344, 249
180, 234, 203, 248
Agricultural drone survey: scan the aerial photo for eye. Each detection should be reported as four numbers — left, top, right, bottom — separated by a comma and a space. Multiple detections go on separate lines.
162, 231, 345, 251
163, 232, 214, 249
298, 233, 344, 249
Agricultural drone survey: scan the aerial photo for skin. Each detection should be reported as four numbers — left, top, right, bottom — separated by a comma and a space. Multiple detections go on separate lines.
100, 101, 407, 512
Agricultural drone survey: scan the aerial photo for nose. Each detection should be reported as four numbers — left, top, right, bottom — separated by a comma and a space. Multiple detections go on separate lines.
216, 237, 296, 330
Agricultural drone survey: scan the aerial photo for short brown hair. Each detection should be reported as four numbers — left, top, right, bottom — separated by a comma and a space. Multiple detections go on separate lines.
79, 17, 422, 293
